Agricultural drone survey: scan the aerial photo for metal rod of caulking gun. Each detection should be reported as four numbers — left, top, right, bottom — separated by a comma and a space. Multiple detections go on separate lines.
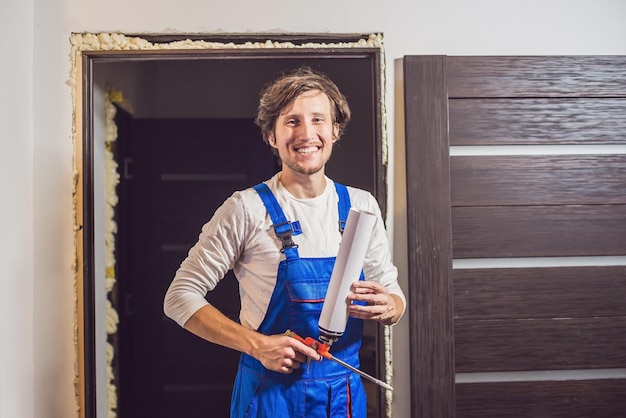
285, 330, 393, 391
324, 353, 394, 391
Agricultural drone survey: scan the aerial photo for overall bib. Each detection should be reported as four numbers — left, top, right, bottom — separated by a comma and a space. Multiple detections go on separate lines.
230, 182, 366, 418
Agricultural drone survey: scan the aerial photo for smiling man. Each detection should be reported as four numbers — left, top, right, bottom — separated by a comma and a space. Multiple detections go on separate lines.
164, 67, 405, 418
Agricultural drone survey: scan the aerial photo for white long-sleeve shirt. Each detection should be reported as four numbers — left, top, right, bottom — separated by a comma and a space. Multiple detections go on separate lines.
164, 174, 405, 331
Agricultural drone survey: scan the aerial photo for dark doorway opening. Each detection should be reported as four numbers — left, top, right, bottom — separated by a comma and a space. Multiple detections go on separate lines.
113, 115, 277, 417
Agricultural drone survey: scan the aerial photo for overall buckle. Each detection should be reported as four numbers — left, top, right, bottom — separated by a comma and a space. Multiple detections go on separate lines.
273, 221, 298, 253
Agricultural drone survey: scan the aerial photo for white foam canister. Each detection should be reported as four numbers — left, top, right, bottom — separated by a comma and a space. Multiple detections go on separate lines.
318, 208, 376, 344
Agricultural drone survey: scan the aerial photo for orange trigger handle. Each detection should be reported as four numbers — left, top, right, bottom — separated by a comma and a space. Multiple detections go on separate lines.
285, 330, 331, 359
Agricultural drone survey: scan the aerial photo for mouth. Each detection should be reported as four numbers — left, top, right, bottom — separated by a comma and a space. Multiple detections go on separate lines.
295, 145, 321, 154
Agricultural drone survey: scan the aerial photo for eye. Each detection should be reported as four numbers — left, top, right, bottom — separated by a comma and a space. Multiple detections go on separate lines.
285, 118, 298, 126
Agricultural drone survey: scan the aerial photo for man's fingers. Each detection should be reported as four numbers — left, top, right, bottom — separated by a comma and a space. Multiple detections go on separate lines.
351, 280, 385, 293
289, 337, 322, 361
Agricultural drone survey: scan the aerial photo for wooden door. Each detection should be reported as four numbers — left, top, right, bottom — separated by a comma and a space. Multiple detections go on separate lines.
115, 117, 277, 417
404, 56, 626, 417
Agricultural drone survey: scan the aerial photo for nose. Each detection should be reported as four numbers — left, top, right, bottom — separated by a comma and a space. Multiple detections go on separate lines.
297, 120, 316, 140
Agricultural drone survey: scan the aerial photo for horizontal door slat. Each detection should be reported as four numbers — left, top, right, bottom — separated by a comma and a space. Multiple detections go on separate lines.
452, 205, 626, 258
454, 266, 626, 320
160, 182, 245, 244
449, 98, 626, 145
447, 56, 626, 98
456, 379, 626, 418
451, 155, 626, 206
133, 118, 271, 176
455, 317, 626, 372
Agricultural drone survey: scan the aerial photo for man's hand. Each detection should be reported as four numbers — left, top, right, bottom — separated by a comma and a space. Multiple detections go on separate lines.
252, 334, 322, 374
183, 304, 321, 375
347, 281, 403, 325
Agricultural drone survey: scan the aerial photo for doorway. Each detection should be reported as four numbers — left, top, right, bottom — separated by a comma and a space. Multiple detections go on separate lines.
113, 114, 276, 417
75, 33, 389, 418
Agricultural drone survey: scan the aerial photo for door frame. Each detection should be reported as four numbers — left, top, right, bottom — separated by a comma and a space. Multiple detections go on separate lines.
72, 33, 389, 418
403, 55, 456, 417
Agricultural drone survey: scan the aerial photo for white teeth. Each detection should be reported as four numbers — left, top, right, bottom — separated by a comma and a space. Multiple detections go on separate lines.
296, 146, 318, 154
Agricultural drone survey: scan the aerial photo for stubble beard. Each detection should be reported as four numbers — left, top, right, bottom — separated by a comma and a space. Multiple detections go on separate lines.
282, 151, 330, 176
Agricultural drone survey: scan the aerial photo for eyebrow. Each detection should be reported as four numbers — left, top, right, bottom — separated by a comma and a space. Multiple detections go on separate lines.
280, 111, 328, 119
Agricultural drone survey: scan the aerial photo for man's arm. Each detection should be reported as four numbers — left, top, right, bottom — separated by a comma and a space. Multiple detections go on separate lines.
183, 304, 321, 373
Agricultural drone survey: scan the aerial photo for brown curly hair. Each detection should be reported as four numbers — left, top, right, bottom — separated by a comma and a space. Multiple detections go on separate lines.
255, 67, 351, 154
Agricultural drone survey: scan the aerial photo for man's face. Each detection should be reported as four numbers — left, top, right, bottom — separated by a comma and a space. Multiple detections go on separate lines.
269, 90, 339, 176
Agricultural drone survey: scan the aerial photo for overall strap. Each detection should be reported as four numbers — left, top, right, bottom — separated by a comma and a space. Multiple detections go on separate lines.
253, 181, 352, 253
253, 183, 299, 258
334, 182, 351, 233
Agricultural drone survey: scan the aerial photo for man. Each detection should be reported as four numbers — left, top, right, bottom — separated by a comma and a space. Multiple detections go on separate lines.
164, 66, 405, 417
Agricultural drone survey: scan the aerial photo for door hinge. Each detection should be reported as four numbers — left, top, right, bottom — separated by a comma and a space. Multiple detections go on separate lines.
123, 157, 133, 179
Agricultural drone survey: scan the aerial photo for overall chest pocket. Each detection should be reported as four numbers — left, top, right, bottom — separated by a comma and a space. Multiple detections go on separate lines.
285, 279, 329, 314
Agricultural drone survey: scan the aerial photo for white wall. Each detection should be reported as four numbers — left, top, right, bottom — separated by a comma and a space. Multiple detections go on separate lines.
3, 0, 626, 417
1, 1, 34, 417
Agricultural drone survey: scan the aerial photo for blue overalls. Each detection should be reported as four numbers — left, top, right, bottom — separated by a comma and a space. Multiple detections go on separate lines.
230, 182, 366, 418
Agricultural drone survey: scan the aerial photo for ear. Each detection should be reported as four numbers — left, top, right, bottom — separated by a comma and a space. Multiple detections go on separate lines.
268, 133, 277, 147
332, 123, 340, 142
